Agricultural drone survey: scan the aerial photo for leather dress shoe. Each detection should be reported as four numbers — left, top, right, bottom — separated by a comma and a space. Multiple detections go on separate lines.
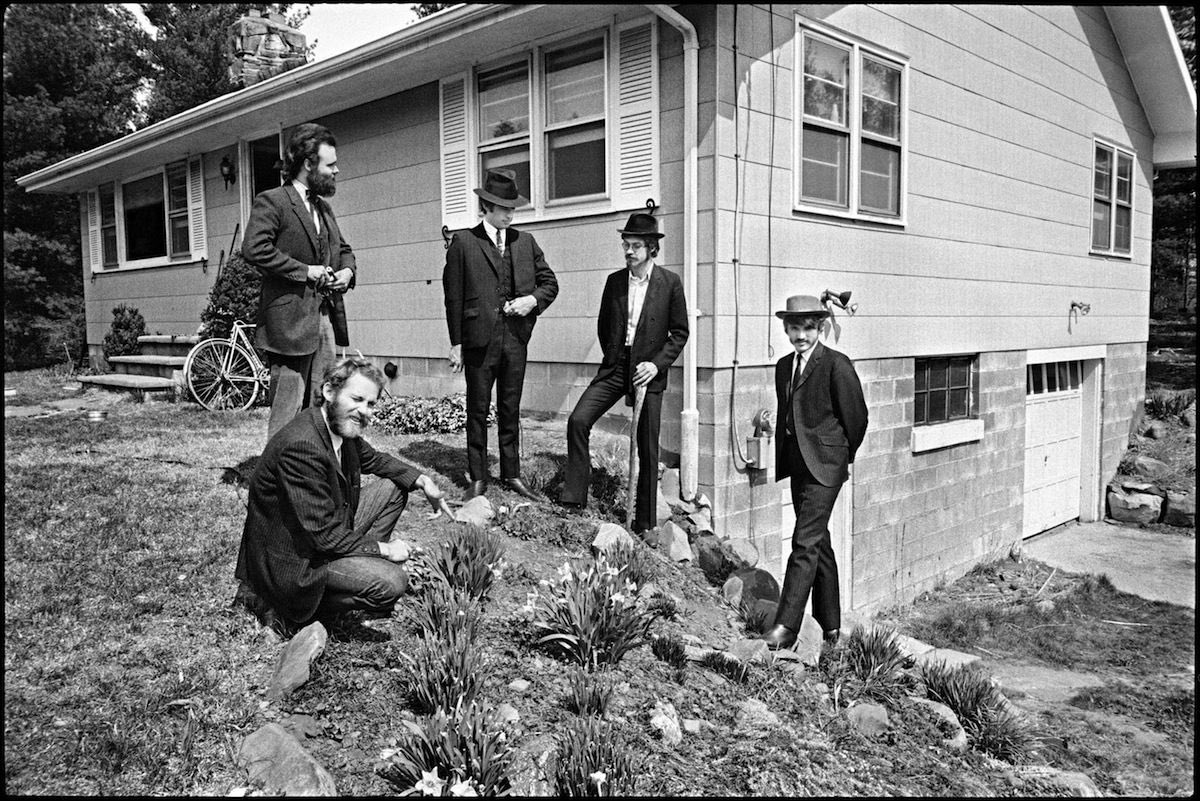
762, 623, 798, 651
464, 480, 488, 500
823, 629, 841, 646
503, 477, 544, 502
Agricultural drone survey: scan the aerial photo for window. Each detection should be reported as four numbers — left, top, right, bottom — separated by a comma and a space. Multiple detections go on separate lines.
439, 19, 658, 227
1026, 361, 1082, 396
796, 21, 906, 221
1091, 141, 1133, 256
84, 157, 206, 271
915, 356, 978, 426
249, 134, 283, 198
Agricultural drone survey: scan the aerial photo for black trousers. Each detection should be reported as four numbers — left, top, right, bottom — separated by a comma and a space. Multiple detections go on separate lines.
562, 350, 662, 533
463, 321, 528, 481
775, 439, 843, 633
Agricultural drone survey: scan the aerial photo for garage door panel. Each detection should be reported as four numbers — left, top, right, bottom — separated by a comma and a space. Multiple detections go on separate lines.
1023, 360, 1083, 538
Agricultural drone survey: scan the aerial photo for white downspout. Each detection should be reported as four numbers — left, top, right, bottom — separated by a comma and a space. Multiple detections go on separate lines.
647, 4, 699, 501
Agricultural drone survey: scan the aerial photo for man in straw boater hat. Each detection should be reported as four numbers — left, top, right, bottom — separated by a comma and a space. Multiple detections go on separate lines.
558, 212, 689, 540
443, 169, 558, 502
762, 294, 867, 651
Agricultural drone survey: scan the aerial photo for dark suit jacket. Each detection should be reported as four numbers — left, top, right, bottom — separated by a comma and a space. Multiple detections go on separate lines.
775, 341, 868, 487
234, 407, 421, 623
442, 224, 558, 350
595, 264, 689, 394
245, 184, 356, 356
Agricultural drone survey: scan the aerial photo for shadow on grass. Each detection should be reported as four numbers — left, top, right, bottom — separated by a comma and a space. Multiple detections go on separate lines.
399, 439, 472, 489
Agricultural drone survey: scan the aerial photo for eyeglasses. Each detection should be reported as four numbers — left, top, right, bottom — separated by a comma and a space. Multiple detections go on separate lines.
620, 241, 647, 252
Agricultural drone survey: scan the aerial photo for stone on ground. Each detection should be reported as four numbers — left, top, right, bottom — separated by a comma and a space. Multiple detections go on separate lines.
688, 507, 714, 534
650, 700, 683, 745
721, 567, 780, 609
509, 734, 556, 797
727, 637, 771, 665
1131, 455, 1171, 479
735, 698, 781, 734
660, 468, 681, 505
914, 647, 980, 672
455, 495, 494, 527
238, 722, 337, 795
655, 486, 673, 526
663, 521, 692, 561
909, 698, 968, 753
727, 538, 760, 568
268, 621, 327, 701
1107, 487, 1163, 524
846, 702, 890, 738
1164, 491, 1195, 528
794, 614, 825, 666
592, 522, 635, 555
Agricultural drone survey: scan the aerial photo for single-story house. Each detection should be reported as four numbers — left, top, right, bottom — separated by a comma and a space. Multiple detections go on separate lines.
19, 4, 1196, 615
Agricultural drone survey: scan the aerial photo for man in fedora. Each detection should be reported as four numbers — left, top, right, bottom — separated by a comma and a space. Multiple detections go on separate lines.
558, 213, 689, 537
442, 169, 558, 501
762, 295, 867, 651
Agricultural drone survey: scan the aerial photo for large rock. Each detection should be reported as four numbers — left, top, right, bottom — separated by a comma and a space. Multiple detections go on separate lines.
910, 698, 968, 753
660, 468, 681, 505
663, 521, 692, 562
1164, 491, 1195, 528
794, 614, 825, 667
455, 495, 494, 527
650, 700, 682, 745
727, 539, 760, 569
268, 621, 327, 701
1008, 766, 1101, 797
1181, 406, 1195, 428
846, 702, 890, 739
1142, 420, 1169, 440
238, 723, 337, 795
688, 507, 714, 534
509, 734, 556, 797
722, 568, 780, 609
592, 522, 635, 556
735, 698, 781, 735
727, 637, 771, 665
1107, 487, 1163, 525
1131, 455, 1171, 480
655, 485, 673, 526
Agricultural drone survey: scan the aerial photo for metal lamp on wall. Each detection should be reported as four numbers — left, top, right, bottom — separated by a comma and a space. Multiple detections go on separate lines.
220, 155, 237, 189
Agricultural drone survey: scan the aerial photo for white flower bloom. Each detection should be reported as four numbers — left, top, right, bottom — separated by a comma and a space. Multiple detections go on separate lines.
557, 563, 574, 582
611, 593, 626, 605
449, 778, 479, 796
415, 768, 445, 796
590, 771, 607, 789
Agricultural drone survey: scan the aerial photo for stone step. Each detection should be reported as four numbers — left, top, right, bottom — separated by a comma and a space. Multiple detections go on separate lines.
138, 334, 202, 358
78, 373, 180, 396
108, 354, 187, 379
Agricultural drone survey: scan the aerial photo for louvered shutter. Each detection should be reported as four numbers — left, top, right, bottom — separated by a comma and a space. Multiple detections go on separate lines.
187, 156, 208, 260
611, 18, 659, 210
84, 191, 102, 272
440, 73, 474, 230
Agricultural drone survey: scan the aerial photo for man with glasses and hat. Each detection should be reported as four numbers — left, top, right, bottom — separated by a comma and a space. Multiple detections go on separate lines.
558, 212, 689, 539
443, 169, 558, 502
762, 294, 867, 651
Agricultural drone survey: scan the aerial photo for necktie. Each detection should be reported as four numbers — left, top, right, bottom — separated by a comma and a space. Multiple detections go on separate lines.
495, 228, 504, 254
306, 190, 321, 233
791, 356, 805, 395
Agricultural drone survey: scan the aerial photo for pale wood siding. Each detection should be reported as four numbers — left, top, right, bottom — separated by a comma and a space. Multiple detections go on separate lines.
705, 4, 1153, 368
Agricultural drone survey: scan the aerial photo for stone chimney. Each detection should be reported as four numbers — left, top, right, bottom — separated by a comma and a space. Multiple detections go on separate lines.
227, 9, 308, 88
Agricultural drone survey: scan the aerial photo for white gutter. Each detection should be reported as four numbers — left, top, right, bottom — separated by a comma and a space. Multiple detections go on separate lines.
647, 4, 700, 502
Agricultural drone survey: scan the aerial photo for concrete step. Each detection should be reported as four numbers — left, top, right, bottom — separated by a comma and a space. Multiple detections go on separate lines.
78, 373, 180, 397
108, 354, 187, 379
138, 334, 201, 358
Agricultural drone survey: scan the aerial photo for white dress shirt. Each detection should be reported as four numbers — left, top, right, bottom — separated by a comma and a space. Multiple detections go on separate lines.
322, 408, 343, 466
482, 219, 505, 254
293, 179, 320, 233
625, 263, 653, 347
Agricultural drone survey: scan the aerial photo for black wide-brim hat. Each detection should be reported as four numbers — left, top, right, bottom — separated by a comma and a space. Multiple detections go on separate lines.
473, 168, 527, 208
775, 294, 831, 319
617, 211, 664, 239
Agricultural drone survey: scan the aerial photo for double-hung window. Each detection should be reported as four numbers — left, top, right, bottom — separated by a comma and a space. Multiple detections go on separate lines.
914, 355, 979, 426
795, 19, 907, 222
439, 18, 658, 228
83, 157, 207, 272
1091, 141, 1133, 256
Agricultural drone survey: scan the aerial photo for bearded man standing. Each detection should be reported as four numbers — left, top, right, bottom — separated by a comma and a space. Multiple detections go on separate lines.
234, 357, 454, 634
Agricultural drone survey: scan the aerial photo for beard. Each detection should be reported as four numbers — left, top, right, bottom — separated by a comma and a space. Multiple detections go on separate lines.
308, 170, 337, 198
327, 399, 369, 439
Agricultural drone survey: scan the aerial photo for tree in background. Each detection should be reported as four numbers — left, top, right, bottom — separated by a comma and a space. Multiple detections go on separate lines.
140, 3, 311, 126
3, 4, 152, 370
414, 4, 452, 19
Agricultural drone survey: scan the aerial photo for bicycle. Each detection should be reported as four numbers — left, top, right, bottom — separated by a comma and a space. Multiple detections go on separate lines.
184, 320, 270, 411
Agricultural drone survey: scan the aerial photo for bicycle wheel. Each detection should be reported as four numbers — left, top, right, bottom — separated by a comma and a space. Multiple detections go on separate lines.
185, 338, 260, 411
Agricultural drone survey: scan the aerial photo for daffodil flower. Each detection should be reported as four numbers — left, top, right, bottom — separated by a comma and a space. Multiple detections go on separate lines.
415, 768, 445, 796
449, 777, 479, 796
590, 770, 607, 790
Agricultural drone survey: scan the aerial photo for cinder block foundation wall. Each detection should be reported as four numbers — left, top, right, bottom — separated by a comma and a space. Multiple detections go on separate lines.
849, 352, 1025, 615
1100, 342, 1147, 485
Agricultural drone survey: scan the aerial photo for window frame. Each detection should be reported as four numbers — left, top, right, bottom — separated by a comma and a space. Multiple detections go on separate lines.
914, 354, 980, 428
793, 17, 909, 226
464, 26, 618, 223
1089, 138, 1135, 258
91, 160, 201, 272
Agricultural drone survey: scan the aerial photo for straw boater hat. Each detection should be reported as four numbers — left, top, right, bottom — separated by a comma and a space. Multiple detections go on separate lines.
774, 294, 830, 319
617, 212, 664, 239
473, 169, 527, 208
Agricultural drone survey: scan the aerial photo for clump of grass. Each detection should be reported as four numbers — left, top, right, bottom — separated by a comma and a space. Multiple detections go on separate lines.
921, 660, 1035, 763
416, 582, 482, 641
520, 452, 564, 494
699, 651, 749, 683
1145, 388, 1196, 420
377, 700, 514, 796
604, 539, 660, 588
501, 505, 595, 551
531, 553, 660, 671
819, 625, 914, 708
738, 599, 771, 635
651, 633, 688, 669
425, 524, 506, 601
645, 594, 678, 621
564, 666, 616, 717
402, 626, 482, 714
554, 715, 638, 797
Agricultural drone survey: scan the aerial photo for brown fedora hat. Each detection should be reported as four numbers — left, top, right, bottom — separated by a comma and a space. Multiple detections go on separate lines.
617, 212, 664, 239
774, 294, 830, 319
473, 168, 527, 208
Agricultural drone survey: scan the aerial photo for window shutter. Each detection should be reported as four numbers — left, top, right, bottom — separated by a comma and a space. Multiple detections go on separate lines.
83, 191, 102, 272
187, 156, 208, 260
611, 18, 659, 210
440, 73, 474, 230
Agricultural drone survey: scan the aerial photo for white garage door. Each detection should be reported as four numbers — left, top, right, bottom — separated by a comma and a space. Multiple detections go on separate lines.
1023, 361, 1083, 537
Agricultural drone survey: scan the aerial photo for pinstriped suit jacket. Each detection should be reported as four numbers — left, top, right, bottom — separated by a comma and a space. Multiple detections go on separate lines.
234, 407, 421, 623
